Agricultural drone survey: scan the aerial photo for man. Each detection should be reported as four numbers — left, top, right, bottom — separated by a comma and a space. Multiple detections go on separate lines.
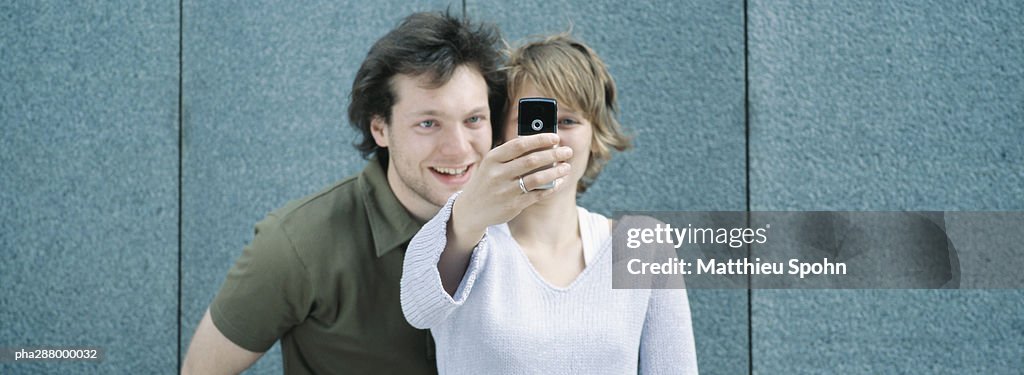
182, 11, 505, 374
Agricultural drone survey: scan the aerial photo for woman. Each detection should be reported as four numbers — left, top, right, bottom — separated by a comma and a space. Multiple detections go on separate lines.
401, 34, 698, 374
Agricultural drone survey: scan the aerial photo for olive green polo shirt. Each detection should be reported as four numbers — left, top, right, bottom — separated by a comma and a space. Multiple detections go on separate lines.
210, 159, 436, 374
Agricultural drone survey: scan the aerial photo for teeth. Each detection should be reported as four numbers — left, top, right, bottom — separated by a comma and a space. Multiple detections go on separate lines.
433, 166, 468, 176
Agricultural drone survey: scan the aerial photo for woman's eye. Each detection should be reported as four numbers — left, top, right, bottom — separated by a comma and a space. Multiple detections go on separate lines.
558, 118, 578, 127
418, 120, 437, 128
467, 116, 481, 124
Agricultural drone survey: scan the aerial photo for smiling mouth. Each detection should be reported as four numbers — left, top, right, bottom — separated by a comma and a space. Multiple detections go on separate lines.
430, 166, 469, 176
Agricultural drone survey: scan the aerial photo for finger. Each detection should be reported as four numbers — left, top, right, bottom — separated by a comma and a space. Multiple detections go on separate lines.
489, 133, 560, 163
538, 178, 566, 198
520, 162, 571, 191
508, 146, 573, 177
520, 175, 567, 205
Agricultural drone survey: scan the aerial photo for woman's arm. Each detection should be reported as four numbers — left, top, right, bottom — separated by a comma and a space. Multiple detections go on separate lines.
401, 134, 572, 328
623, 215, 698, 374
435, 133, 571, 295
639, 288, 699, 374
400, 193, 490, 329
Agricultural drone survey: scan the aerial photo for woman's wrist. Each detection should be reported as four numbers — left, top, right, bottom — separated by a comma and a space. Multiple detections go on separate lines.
448, 195, 487, 251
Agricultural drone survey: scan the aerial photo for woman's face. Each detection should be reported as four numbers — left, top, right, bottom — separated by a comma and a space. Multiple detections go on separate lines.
505, 81, 593, 193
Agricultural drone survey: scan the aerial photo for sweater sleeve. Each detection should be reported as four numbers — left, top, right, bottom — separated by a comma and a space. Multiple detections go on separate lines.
639, 287, 699, 374
634, 214, 698, 374
400, 191, 490, 330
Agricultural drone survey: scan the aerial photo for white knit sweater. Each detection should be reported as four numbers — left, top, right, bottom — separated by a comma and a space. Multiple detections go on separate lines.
400, 193, 699, 374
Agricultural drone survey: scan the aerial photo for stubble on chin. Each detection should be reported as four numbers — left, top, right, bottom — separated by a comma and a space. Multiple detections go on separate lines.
400, 170, 451, 208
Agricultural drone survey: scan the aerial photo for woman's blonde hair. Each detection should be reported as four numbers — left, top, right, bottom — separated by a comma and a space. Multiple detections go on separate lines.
505, 33, 632, 193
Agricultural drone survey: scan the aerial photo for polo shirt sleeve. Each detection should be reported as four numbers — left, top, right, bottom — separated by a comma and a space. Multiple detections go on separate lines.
209, 213, 314, 352
400, 192, 489, 329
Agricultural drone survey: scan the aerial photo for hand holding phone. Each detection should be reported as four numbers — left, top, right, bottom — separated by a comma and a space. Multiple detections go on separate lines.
517, 98, 558, 190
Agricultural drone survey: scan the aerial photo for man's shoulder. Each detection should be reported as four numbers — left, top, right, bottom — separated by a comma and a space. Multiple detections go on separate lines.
247, 160, 409, 267
270, 174, 363, 225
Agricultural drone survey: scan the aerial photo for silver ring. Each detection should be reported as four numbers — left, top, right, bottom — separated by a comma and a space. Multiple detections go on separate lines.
518, 177, 529, 194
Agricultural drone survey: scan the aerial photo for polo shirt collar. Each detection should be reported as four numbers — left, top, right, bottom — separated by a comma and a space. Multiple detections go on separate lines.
359, 158, 425, 258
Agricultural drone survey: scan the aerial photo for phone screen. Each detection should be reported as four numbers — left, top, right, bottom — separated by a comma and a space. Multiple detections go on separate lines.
517, 97, 557, 136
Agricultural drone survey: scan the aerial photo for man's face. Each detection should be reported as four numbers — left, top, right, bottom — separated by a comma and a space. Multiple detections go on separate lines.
371, 65, 492, 220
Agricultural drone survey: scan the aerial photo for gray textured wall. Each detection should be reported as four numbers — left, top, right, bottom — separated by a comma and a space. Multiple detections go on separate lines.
748, 1, 1024, 373
1, 1, 179, 373
2, 0, 1021, 374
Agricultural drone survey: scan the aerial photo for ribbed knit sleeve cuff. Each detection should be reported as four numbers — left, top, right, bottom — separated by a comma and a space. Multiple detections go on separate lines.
400, 191, 489, 329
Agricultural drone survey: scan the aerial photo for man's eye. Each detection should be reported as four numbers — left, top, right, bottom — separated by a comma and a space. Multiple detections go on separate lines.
418, 120, 437, 128
467, 116, 481, 123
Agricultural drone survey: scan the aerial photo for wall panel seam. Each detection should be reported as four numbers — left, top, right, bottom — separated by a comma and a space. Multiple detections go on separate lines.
743, 0, 753, 374
177, 0, 185, 371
